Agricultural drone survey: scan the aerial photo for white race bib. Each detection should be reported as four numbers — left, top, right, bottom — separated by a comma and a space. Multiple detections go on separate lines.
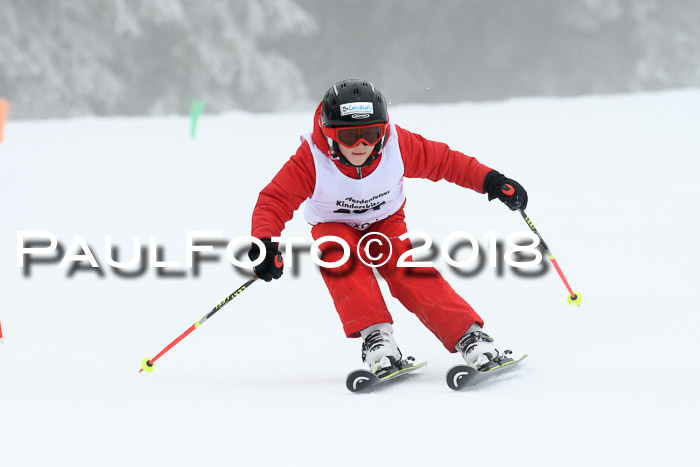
302, 123, 406, 230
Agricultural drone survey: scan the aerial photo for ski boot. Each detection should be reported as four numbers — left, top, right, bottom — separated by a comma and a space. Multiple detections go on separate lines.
360, 323, 404, 378
456, 323, 514, 371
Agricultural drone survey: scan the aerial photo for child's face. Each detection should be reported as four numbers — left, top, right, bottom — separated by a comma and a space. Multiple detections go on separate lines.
338, 142, 376, 166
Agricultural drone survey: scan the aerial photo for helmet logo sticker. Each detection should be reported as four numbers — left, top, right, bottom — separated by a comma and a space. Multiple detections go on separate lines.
351, 114, 371, 119
340, 102, 374, 117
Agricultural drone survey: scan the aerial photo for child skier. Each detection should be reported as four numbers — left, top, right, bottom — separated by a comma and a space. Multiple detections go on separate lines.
248, 79, 527, 377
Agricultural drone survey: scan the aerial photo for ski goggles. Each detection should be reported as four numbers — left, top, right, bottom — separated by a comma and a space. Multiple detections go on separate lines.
321, 123, 387, 148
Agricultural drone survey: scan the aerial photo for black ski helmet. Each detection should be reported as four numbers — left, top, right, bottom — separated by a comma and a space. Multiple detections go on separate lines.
320, 79, 389, 163
321, 79, 389, 128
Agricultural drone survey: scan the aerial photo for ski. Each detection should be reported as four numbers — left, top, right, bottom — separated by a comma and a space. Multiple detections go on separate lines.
446, 354, 527, 390
346, 359, 427, 393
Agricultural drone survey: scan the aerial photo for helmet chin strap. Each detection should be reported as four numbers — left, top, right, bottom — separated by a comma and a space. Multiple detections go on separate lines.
339, 153, 378, 168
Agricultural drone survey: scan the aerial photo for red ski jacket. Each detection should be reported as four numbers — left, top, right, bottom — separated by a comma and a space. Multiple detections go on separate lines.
251, 104, 493, 238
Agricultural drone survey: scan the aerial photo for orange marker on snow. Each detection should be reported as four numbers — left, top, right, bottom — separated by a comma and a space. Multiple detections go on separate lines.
0, 98, 9, 143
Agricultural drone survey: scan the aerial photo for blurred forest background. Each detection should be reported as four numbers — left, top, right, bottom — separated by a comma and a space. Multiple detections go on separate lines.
1, 0, 699, 119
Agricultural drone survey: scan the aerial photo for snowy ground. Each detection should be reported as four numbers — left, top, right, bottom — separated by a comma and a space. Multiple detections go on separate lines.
1, 90, 699, 466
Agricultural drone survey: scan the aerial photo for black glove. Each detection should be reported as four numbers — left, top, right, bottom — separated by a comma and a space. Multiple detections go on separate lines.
248, 238, 284, 282
483, 170, 528, 211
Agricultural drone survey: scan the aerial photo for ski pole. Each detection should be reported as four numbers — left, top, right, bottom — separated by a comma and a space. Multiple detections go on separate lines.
140, 275, 258, 373
501, 185, 582, 306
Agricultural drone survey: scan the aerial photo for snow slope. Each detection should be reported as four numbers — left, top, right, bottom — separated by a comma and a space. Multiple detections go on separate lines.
1, 90, 699, 466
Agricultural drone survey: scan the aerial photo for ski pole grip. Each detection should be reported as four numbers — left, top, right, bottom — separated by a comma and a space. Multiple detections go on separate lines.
501, 184, 515, 197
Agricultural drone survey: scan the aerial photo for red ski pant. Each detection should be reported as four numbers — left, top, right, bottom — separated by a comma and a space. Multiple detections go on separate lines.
310, 209, 483, 352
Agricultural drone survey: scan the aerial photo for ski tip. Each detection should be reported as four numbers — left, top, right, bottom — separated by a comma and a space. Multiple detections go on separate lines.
140, 357, 155, 373
446, 365, 473, 390
346, 370, 378, 392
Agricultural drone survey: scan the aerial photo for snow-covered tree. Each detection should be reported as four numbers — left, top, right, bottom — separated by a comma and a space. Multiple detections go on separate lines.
2, 0, 700, 119
0, 0, 318, 118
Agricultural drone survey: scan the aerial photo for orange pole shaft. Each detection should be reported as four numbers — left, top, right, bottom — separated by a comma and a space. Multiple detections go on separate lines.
549, 256, 576, 299
139, 275, 257, 372
0, 98, 9, 143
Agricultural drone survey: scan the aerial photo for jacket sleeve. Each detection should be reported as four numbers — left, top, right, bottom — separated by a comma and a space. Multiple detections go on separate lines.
251, 141, 316, 238
396, 125, 492, 193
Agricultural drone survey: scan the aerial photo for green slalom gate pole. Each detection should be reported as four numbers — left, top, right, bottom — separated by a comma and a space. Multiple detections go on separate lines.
140, 275, 258, 373
190, 100, 205, 139
501, 184, 582, 306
